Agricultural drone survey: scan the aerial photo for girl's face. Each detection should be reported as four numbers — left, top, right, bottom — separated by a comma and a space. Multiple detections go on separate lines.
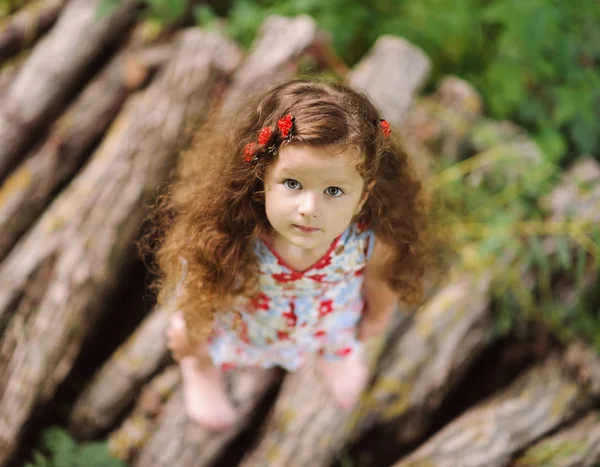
263, 144, 367, 252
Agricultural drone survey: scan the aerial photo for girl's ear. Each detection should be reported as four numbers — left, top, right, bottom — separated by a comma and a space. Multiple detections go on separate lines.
356, 180, 377, 215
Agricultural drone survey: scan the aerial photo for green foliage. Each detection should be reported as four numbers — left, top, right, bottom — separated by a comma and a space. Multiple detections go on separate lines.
192, 0, 600, 163
98, 0, 188, 23
25, 427, 125, 467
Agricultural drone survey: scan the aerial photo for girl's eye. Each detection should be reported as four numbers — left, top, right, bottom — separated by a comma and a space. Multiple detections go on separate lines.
325, 186, 344, 197
284, 179, 302, 190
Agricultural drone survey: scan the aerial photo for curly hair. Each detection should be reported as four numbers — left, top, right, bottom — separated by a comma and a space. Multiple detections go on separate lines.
139, 79, 434, 341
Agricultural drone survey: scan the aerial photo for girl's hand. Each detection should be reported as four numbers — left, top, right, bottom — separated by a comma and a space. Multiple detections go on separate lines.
167, 311, 196, 361
357, 315, 389, 341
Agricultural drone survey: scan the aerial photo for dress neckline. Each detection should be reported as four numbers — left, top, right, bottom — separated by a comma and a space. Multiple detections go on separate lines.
260, 230, 345, 274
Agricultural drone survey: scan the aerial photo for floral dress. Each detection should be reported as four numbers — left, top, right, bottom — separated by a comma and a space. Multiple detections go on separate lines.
206, 222, 376, 371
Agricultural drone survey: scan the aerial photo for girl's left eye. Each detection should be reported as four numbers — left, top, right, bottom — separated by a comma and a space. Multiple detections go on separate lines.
325, 186, 344, 197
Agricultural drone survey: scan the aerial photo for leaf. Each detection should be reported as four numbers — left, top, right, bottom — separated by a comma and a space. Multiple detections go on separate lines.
76, 442, 127, 467
575, 246, 587, 286
42, 427, 76, 456
527, 236, 549, 271
555, 236, 572, 270
193, 5, 217, 26
96, 0, 120, 19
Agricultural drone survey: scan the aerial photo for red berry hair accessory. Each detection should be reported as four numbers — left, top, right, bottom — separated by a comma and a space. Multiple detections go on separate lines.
258, 127, 273, 145
243, 142, 257, 162
278, 114, 294, 142
243, 114, 295, 163
380, 119, 391, 138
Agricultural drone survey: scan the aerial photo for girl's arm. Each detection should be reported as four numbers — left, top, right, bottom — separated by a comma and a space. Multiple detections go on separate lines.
358, 237, 398, 340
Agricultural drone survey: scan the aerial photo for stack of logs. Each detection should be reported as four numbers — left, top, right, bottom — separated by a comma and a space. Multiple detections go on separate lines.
0, 1, 599, 466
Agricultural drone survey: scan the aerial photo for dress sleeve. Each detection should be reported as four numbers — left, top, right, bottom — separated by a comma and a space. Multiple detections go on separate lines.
364, 229, 376, 261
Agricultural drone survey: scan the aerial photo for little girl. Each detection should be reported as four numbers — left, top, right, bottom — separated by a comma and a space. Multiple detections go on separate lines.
145, 79, 430, 431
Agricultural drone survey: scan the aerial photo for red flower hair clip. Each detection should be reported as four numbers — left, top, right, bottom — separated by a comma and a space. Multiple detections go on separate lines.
258, 127, 273, 145
278, 114, 294, 142
380, 119, 391, 138
243, 113, 295, 163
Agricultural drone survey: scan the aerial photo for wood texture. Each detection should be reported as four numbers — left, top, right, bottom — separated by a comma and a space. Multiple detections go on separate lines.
513, 411, 600, 467
0, 28, 241, 466
133, 369, 278, 467
347, 35, 431, 126
0, 0, 138, 181
0, 40, 171, 261
0, 0, 67, 64
394, 355, 591, 467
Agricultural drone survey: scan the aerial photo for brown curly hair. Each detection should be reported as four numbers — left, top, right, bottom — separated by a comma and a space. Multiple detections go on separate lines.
139, 79, 433, 341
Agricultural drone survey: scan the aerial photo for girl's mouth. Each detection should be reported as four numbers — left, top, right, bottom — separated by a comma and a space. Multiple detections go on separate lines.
293, 224, 320, 233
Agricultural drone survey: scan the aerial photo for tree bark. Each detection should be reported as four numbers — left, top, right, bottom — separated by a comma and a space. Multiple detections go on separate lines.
132, 369, 279, 467
513, 411, 600, 467
0, 0, 139, 181
394, 355, 592, 467
404, 76, 483, 160
219, 14, 318, 114
0, 39, 171, 261
69, 300, 174, 438
0, 0, 67, 64
347, 35, 431, 126
107, 365, 181, 462
239, 36, 431, 467
67, 14, 321, 443
0, 28, 242, 467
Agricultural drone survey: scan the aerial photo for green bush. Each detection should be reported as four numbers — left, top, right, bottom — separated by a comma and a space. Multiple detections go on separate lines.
25, 427, 125, 467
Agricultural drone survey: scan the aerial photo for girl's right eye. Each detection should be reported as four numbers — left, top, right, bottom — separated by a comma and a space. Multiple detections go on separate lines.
283, 179, 302, 190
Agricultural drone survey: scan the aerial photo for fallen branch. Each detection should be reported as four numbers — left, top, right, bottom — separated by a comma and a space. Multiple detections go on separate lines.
394, 355, 592, 467
132, 369, 279, 467
107, 365, 181, 463
513, 411, 600, 467
0, 0, 67, 65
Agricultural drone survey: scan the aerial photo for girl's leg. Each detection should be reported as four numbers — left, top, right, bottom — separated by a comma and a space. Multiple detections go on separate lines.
168, 313, 237, 431
316, 347, 369, 410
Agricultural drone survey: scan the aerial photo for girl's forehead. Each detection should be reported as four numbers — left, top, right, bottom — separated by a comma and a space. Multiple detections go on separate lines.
272, 144, 362, 182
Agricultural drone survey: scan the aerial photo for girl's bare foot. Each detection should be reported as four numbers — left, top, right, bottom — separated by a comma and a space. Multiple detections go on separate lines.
180, 356, 238, 431
316, 349, 369, 410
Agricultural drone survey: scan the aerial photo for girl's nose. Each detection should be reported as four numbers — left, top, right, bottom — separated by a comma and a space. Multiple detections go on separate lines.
298, 192, 320, 218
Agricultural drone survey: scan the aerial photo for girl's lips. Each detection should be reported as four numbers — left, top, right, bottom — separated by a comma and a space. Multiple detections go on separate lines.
293, 224, 319, 233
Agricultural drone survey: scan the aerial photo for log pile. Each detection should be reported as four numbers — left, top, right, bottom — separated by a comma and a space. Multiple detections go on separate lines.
0, 3, 599, 467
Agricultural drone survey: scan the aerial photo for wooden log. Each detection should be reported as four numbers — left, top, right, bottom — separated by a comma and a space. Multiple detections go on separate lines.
69, 299, 174, 438
107, 365, 181, 463
132, 369, 279, 467
348, 35, 431, 127
0, 0, 139, 182
404, 76, 483, 160
0, 28, 242, 467
513, 411, 600, 467
239, 36, 431, 467
0, 0, 34, 18
0, 40, 172, 261
0, 0, 67, 64
393, 355, 592, 467
68, 14, 320, 442
219, 14, 317, 114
